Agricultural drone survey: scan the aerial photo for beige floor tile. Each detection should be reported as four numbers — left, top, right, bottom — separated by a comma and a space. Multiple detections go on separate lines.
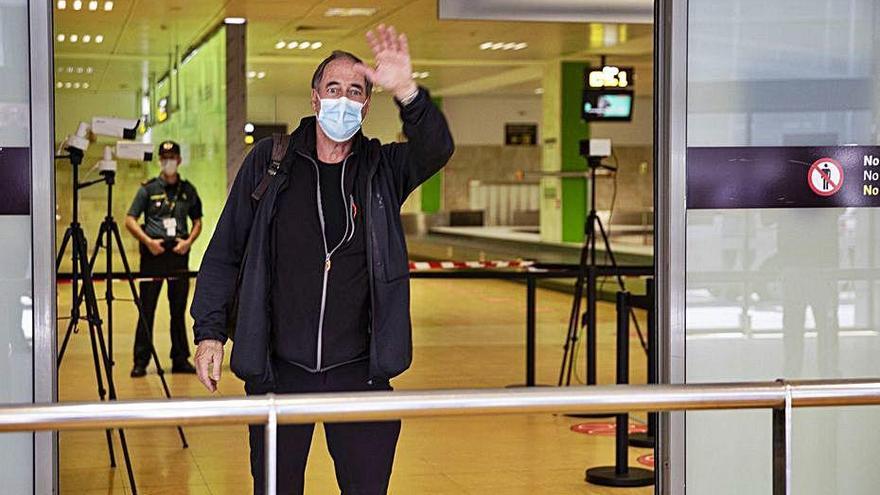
59, 280, 652, 495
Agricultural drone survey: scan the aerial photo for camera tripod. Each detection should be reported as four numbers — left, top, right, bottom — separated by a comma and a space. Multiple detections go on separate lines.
557, 151, 645, 390
55, 147, 137, 492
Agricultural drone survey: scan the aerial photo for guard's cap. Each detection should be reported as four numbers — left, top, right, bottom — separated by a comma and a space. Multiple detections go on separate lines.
158, 140, 181, 157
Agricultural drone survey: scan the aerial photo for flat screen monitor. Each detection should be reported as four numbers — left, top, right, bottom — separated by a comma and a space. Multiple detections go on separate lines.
582, 90, 634, 122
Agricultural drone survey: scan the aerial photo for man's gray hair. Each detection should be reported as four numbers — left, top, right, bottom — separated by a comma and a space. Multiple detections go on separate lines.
311, 50, 373, 95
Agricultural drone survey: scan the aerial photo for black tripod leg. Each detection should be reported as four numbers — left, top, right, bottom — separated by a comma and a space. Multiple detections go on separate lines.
56, 227, 73, 272
595, 217, 626, 290
74, 228, 138, 493
559, 239, 589, 386
57, 312, 80, 366
71, 229, 116, 467
111, 223, 189, 448
59, 225, 106, 364
595, 217, 647, 351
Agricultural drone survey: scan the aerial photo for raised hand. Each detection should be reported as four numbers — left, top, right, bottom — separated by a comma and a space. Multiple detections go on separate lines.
355, 24, 418, 100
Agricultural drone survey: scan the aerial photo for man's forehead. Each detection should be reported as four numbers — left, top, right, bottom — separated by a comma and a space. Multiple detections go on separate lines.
320, 59, 367, 86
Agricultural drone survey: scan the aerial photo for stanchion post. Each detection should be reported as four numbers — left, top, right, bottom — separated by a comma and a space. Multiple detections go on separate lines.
615, 291, 630, 475
585, 291, 654, 487
526, 276, 537, 387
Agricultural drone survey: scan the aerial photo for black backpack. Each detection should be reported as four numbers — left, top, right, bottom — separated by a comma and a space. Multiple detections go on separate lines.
224, 133, 291, 340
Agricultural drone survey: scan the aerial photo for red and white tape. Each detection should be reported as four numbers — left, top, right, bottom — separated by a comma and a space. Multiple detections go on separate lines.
407, 260, 534, 271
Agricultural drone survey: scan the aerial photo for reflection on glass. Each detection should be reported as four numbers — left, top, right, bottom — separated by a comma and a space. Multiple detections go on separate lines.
686, 0, 880, 493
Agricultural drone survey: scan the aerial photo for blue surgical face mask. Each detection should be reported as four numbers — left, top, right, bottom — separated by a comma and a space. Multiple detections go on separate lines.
317, 96, 365, 143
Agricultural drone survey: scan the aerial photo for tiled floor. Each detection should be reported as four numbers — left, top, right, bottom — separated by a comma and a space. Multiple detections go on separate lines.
58, 278, 653, 494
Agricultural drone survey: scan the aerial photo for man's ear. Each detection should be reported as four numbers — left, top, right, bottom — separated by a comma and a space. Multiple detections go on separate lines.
311, 89, 320, 114
175, 156, 182, 165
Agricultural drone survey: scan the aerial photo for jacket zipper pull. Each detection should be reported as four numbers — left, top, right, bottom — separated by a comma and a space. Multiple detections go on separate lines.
325, 254, 332, 272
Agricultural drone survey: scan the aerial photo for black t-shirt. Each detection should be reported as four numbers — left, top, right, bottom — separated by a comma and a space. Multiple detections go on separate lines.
317, 160, 346, 247
270, 154, 370, 371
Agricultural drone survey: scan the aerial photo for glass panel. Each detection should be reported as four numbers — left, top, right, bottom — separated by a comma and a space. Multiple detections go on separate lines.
0, 0, 34, 493
686, 0, 880, 493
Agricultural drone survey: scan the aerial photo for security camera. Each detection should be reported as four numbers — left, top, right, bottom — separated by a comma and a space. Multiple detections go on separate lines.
579, 138, 612, 158
91, 116, 140, 140
115, 141, 154, 162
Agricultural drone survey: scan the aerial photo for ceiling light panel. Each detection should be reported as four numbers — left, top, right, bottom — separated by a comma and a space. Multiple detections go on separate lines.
325, 8, 377, 17
56, 81, 92, 90
56, 0, 112, 11
54, 33, 105, 44
277, 40, 323, 50
480, 41, 528, 51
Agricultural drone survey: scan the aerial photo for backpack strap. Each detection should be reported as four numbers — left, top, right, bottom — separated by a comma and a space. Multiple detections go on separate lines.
251, 133, 292, 201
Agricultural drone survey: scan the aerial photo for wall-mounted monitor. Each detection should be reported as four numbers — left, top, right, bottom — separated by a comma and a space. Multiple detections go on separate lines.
581, 89, 634, 122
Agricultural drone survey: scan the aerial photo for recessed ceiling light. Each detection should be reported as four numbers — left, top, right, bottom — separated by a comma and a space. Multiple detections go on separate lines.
311, 42, 323, 49
73, 82, 81, 89
86, 67, 93, 73
57, 0, 67, 9
502, 42, 516, 50
286, 41, 297, 49
491, 42, 504, 50
244, 123, 255, 133
103, 1, 113, 11
88, 1, 98, 11
83, 82, 90, 89
257, 71, 266, 79
56, 82, 63, 88
274, 40, 286, 49
224, 17, 247, 25
420, 72, 430, 79
76, 67, 84, 73
95, 34, 104, 43
82, 35, 91, 43
69, 34, 78, 42
56, 34, 65, 42
65, 82, 72, 88
479, 42, 492, 50
534, 88, 544, 95
247, 71, 256, 78
72, 0, 82, 10
515, 42, 528, 50
298, 42, 310, 49
66, 67, 73, 73
325, 7, 377, 17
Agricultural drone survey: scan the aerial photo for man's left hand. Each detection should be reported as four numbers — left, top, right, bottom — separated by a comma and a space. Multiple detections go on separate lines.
173, 239, 192, 255
356, 24, 418, 101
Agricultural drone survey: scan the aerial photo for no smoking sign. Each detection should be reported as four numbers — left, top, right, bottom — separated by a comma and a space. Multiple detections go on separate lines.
808, 158, 844, 197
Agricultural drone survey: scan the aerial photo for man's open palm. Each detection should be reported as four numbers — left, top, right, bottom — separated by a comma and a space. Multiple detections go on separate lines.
355, 24, 417, 99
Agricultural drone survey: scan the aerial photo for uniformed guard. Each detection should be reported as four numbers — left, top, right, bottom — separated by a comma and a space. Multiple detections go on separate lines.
125, 140, 203, 377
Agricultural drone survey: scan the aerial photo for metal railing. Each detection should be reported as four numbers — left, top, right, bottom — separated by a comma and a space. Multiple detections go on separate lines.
3, 380, 880, 494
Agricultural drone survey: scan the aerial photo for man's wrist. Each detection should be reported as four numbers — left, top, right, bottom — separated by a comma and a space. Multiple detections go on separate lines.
394, 83, 419, 105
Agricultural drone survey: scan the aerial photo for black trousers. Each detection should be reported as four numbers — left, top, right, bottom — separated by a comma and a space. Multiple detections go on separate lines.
133, 241, 191, 365
247, 359, 401, 495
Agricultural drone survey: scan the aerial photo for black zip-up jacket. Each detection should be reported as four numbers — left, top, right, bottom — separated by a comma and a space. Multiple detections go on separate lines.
270, 133, 371, 372
190, 87, 454, 385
